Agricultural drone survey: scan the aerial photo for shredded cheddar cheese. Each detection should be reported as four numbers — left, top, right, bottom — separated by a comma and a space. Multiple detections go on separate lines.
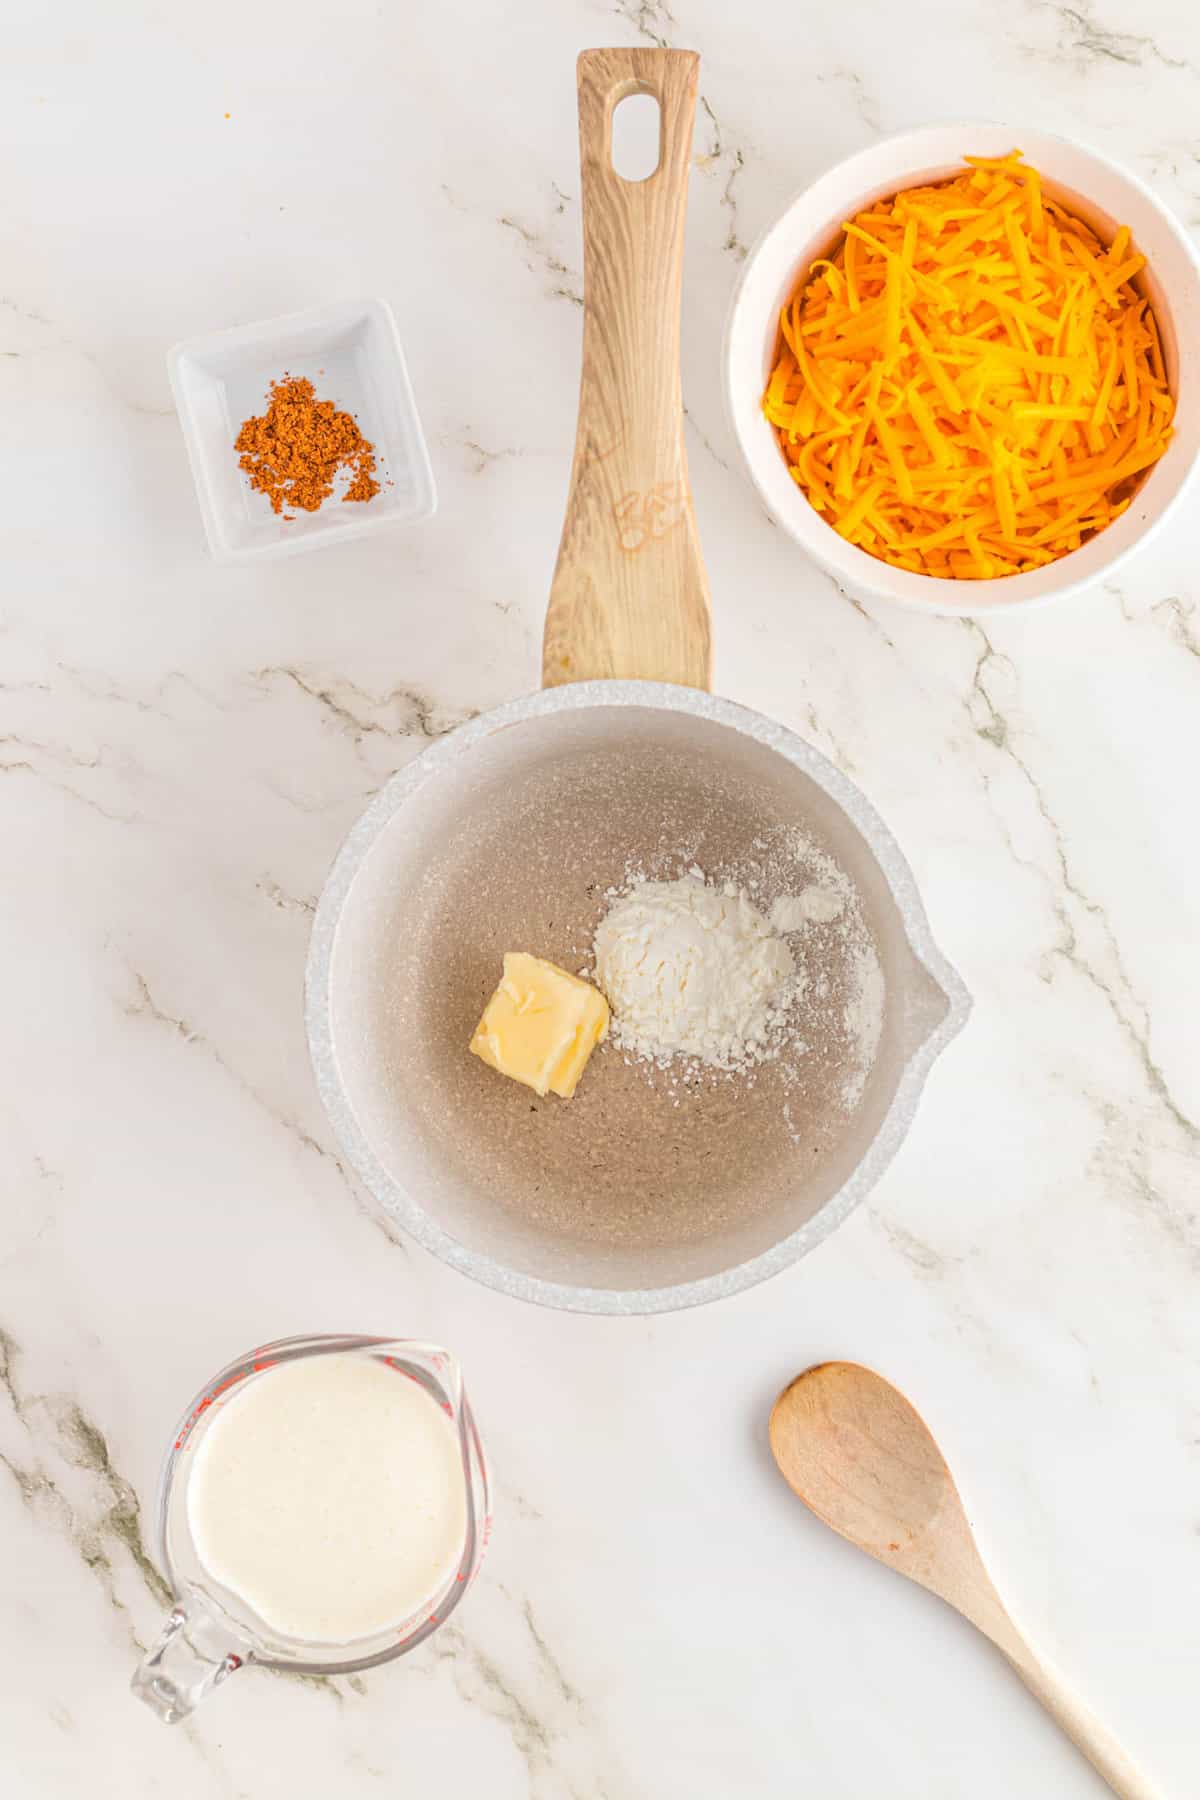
762, 151, 1174, 580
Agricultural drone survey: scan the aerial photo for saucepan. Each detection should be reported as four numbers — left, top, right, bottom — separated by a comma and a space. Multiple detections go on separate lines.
306, 47, 971, 1314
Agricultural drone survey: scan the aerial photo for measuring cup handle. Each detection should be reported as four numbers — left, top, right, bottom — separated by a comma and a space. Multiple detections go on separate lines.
132, 1598, 247, 1723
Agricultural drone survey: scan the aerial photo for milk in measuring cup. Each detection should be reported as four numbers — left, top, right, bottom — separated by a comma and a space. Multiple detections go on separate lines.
187, 1352, 468, 1643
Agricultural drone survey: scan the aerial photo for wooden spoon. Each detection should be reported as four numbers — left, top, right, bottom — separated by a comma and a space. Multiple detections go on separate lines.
543, 46, 713, 690
769, 1362, 1157, 1800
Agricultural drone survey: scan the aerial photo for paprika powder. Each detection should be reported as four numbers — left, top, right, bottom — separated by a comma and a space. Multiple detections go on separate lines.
235, 376, 380, 516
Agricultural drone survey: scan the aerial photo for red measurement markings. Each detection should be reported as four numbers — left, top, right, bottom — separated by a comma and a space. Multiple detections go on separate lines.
172, 1358, 277, 1449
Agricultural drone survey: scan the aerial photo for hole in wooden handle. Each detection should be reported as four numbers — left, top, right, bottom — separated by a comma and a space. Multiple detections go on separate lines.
610, 91, 661, 183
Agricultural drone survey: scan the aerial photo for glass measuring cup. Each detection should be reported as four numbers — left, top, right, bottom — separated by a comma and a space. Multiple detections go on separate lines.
132, 1334, 489, 1723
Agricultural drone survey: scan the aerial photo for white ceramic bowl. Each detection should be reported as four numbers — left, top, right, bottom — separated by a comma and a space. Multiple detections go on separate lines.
168, 298, 436, 564
724, 125, 1200, 615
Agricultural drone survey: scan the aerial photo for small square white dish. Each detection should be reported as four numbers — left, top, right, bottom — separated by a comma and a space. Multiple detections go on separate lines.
168, 297, 437, 563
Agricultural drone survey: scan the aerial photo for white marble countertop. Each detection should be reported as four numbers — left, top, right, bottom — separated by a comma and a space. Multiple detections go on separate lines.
3, 2, 1199, 1794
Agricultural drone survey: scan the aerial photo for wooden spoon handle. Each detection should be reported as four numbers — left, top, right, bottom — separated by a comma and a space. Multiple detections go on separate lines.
542, 47, 713, 690
958, 1564, 1157, 1797
997, 1638, 1160, 1800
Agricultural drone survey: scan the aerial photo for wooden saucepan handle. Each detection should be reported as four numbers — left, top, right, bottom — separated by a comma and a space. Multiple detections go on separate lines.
542, 47, 713, 691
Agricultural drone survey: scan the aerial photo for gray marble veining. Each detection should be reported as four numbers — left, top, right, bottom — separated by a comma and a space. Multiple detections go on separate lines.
1, 0, 1198, 1793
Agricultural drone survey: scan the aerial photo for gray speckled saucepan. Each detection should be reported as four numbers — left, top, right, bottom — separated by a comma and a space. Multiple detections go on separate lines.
305, 50, 971, 1314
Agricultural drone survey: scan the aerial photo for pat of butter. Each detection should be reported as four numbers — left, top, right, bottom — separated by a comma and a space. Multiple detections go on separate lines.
470, 953, 609, 1099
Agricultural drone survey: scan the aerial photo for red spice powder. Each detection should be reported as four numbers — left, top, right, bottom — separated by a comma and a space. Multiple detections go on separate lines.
234, 376, 380, 516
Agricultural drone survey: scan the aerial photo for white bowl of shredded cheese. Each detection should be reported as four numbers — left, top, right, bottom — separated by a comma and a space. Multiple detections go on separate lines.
725, 124, 1200, 614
